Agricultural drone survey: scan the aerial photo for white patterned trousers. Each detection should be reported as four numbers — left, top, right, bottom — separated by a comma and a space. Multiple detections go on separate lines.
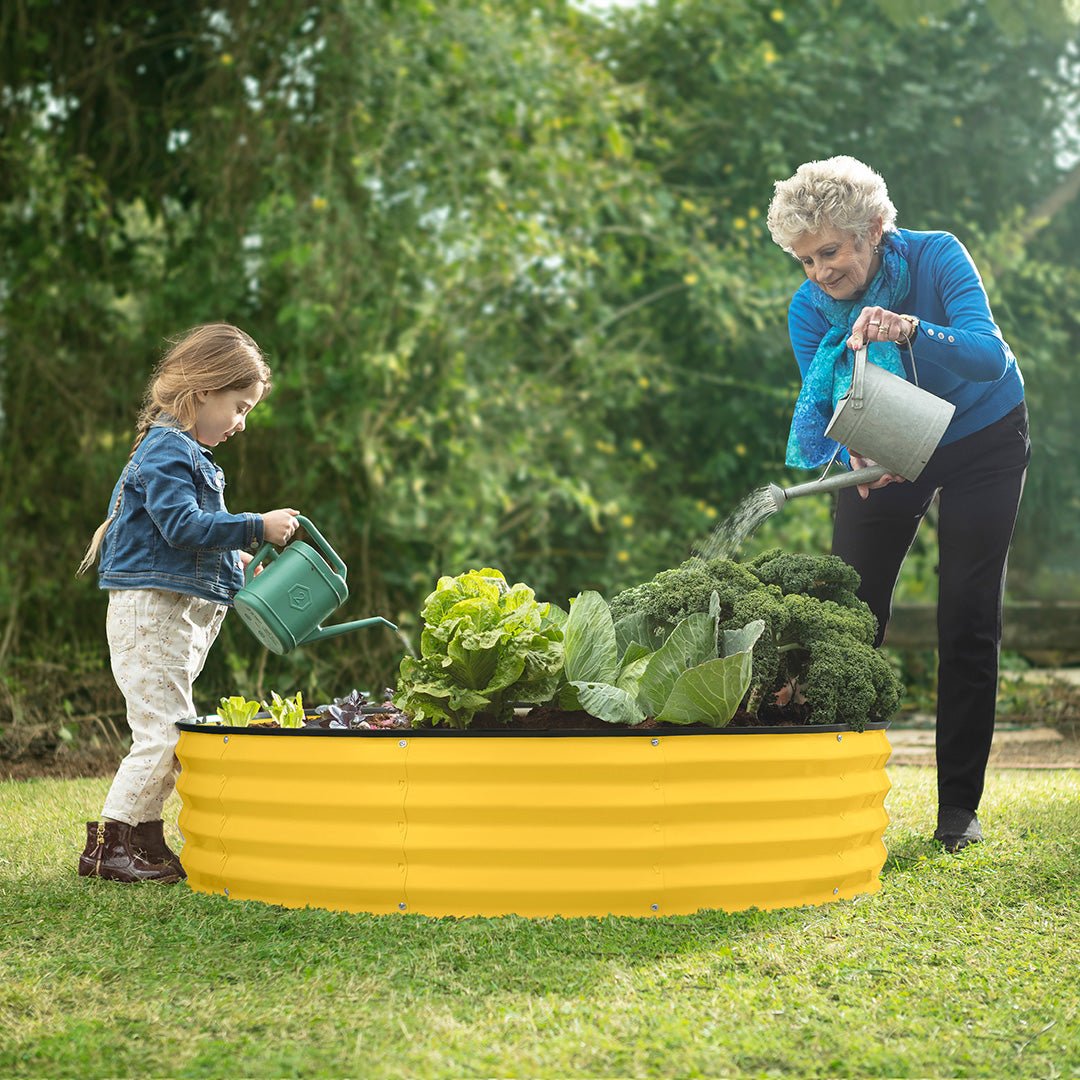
101, 588, 227, 825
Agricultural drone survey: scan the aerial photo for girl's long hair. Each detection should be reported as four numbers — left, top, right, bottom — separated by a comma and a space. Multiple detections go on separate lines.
77, 324, 271, 576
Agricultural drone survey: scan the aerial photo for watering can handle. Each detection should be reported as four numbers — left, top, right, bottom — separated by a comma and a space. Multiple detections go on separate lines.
242, 515, 346, 585
243, 542, 279, 583
293, 516, 347, 579
849, 347, 867, 411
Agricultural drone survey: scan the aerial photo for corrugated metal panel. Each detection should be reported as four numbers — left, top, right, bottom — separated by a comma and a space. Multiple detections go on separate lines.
175, 728, 891, 917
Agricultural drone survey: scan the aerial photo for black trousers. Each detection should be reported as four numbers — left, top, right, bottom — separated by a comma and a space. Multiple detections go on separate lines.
832, 402, 1030, 812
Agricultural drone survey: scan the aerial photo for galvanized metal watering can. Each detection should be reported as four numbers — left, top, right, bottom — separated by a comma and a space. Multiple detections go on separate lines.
233, 516, 396, 654
769, 346, 955, 510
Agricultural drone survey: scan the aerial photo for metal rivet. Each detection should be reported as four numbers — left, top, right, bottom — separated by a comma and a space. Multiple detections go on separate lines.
650, 903, 659, 911
223, 736, 229, 744
836, 733, 843, 742
938, 332, 945, 339
398, 739, 407, 748
947, 335, 955, 343
224, 887, 230, 897
651, 737, 659, 746
398, 902, 407, 910
833, 888, 840, 895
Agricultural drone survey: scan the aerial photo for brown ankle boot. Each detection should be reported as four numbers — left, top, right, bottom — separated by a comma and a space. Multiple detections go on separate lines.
77, 821, 181, 883
131, 820, 186, 880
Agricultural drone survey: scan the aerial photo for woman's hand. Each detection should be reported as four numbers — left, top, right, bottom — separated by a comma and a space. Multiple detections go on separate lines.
262, 508, 300, 545
848, 307, 914, 351
850, 453, 905, 500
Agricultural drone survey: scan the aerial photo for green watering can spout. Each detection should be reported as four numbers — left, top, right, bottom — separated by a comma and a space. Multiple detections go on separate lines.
298, 614, 397, 646
233, 515, 397, 655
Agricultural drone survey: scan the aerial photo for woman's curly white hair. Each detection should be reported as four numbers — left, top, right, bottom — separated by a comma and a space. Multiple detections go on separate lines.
767, 156, 898, 254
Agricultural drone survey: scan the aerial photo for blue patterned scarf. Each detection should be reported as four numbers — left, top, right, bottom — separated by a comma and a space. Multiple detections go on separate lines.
785, 231, 911, 469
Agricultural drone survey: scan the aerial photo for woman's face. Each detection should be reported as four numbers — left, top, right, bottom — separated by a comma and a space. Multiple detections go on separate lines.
790, 223, 883, 300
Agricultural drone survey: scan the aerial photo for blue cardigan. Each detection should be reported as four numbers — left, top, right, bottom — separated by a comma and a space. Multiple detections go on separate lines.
787, 229, 1025, 449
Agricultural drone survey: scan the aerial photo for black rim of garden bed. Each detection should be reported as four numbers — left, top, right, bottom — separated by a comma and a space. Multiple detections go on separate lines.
175, 720, 890, 738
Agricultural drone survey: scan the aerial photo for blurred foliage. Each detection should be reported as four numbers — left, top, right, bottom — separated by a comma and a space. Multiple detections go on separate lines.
1, 0, 1078, 718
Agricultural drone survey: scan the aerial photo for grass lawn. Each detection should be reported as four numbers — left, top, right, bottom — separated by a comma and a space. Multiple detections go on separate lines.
1, 766, 1076, 1079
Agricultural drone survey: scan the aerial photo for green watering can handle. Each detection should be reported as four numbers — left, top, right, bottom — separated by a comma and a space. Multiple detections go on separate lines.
244, 541, 279, 584
243, 515, 345, 586
293, 515, 347, 579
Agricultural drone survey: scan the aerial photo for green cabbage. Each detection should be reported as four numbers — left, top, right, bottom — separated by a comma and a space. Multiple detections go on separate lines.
561, 589, 763, 727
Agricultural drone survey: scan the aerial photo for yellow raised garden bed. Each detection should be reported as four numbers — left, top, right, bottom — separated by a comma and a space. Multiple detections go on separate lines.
174, 723, 891, 918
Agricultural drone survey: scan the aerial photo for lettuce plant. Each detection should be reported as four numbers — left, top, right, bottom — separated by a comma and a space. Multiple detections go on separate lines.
560, 590, 763, 727
394, 568, 565, 729
215, 692, 304, 727
265, 690, 305, 729
216, 696, 261, 727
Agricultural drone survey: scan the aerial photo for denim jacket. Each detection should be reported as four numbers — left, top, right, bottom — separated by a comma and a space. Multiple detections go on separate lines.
98, 425, 264, 605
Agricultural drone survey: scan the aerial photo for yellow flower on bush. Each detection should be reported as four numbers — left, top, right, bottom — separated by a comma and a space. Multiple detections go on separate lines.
220, 53, 235, 67
311, 196, 329, 212
616, 550, 631, 563
763, 47, 777, 65
734, 216, 748, 230
594, 440, 616, 455
683, 272, 699, 286
770, 9, 785, 21
630, 438, 644, 453
620, 514, 635, 528
637, 376, 650, 390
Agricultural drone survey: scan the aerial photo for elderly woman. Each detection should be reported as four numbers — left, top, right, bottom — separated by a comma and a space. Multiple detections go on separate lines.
767, 156, 1029, 852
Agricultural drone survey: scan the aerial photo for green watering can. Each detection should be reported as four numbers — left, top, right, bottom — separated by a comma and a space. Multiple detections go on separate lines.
233, 516, 396, 654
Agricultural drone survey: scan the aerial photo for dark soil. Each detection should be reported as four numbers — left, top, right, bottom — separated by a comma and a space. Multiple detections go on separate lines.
471, 702, 813, 732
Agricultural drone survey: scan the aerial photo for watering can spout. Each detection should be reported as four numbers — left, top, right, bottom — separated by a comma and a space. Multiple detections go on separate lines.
766, 482, 788, 513
299, 615, 397, 646
771, 464, 891, 509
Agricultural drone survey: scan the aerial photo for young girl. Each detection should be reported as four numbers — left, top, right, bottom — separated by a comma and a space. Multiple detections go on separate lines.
76, 323, 300, 884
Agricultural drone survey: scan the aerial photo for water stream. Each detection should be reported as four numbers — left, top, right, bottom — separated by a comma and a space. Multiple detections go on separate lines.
692, 487, 781, 562
393, 626, 418, 659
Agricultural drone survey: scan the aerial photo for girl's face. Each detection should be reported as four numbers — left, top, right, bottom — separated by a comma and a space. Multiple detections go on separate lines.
191, 384, 264, 447
790, 222, 883, 300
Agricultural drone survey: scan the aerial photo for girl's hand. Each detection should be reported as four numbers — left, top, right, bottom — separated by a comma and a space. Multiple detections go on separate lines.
262, 508, 300, 545
850, 453, 904, 500
238, 550, 265, 577
848, 307, 912, 351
